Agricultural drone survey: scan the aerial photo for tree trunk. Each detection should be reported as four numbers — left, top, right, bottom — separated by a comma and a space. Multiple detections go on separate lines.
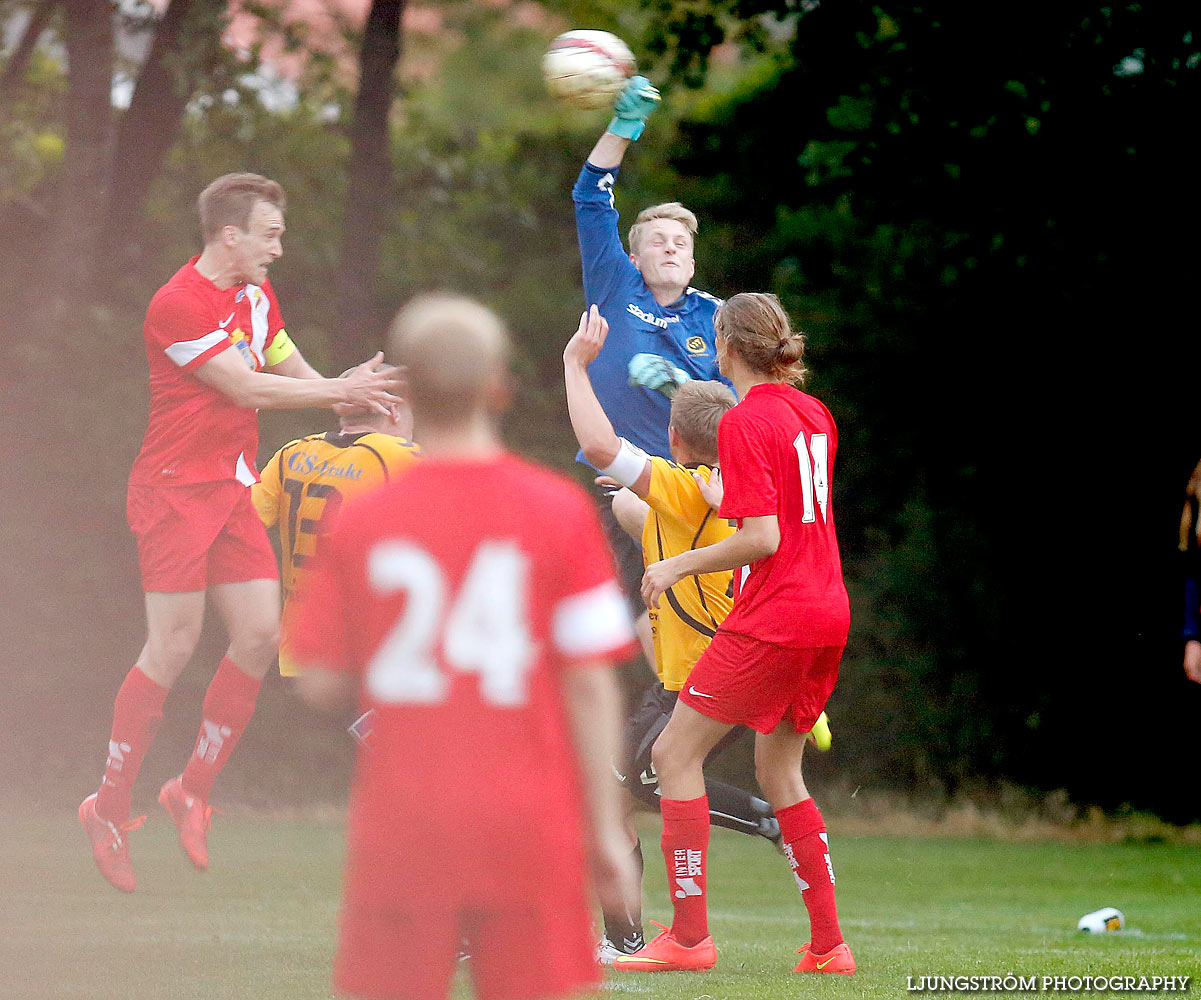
99, 0, 226, 289
335, 0, 404, 367
37, 0, 113, 320
0, 0, 58, 99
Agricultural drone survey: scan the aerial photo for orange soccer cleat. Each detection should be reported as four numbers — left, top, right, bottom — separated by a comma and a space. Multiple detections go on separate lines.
611, 923, 716, 973
794, 940, 857, 974
158, 776, 213, 871
78, 793, 144, 893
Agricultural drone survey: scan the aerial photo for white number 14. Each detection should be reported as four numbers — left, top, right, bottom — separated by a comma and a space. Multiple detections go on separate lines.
794, 431, 829, 523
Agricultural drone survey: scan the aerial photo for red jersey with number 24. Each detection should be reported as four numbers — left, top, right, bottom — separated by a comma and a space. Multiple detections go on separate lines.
289, 453, 636, 907
129, 257, 294, 488
717, 382, 850, 649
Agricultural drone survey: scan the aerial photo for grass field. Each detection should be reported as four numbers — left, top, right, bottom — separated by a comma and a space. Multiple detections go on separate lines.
6, 810, 1197, 1000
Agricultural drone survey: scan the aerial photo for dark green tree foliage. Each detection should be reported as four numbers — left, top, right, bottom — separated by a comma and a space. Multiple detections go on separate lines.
651, 1, 1201, 815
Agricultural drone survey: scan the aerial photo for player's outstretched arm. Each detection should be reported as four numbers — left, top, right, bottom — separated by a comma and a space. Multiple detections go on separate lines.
586, 131, 631, 171
641, 514, 780, 610
564, 306, 652, 497
195, 349, 402, 414
267, 348, 323, 379
610, 485, 650, 542
562, 661, 639, 920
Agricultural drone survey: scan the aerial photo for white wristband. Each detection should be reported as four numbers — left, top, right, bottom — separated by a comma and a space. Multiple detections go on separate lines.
600, 438, 650, 488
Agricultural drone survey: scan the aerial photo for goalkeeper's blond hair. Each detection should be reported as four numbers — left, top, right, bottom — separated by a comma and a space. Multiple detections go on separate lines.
628, 202, 698, 254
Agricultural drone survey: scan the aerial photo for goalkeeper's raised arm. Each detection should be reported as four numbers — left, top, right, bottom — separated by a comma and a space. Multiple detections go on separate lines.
570, 75, 727, 464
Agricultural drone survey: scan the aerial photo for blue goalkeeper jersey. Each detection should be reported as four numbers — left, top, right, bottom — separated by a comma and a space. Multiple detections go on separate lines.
573, 161, 726, 460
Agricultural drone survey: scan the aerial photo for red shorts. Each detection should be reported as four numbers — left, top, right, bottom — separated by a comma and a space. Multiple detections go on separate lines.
679, 629, 844, 734
127, 481, 278, 593
335, 897, 599, 1000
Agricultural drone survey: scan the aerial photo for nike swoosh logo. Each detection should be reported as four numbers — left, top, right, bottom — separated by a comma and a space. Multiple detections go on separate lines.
815, 957, 836, 970
688, 686, 716, 699
219, 311, 235, 328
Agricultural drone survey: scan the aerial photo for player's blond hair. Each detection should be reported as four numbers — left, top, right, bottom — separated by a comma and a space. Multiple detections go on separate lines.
198, 173, 287, 242
387, 294, 510, 428
628, 202, 698, 255
670, 380, 736, 466
714, 292, 808, 386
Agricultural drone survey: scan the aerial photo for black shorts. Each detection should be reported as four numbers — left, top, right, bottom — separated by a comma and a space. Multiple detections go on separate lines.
617, 683, 677, 797
617, 683, 747, 808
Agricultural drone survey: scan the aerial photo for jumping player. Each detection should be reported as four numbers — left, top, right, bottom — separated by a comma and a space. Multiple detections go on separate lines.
573, 76, 727, 650
615, 292, 855, 975
252, 386, 419, 677
78, 173, 401, 893
290, 294, 638, 1000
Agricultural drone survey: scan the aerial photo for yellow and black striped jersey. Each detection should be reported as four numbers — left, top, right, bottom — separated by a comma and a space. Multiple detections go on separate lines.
253, 430, 420, 674
641, 457, 735, 691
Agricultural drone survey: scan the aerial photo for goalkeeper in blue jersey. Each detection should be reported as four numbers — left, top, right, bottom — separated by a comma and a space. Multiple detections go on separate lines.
572, 79, 735, 964
572, 76, 729, 628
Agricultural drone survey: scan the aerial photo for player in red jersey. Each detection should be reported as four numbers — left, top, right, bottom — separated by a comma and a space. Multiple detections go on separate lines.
78, 173, 401, 893
614, 292, 855, 976
291, 294, 638, 1000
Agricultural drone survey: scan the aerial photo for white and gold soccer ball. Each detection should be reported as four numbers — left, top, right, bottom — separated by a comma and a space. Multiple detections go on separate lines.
543, 30, 637, 109
1077, 907, 1125, 933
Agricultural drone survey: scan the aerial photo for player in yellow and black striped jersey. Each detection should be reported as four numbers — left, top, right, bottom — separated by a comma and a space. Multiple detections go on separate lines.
253, 406, 419, 675
639, 456, 734, 691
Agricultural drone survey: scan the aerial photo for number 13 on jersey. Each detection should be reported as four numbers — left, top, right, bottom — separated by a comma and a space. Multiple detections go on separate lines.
365, 539, 535, 708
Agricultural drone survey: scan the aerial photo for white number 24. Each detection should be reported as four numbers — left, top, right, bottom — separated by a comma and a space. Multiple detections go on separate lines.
365, 540, 535, 707
794, 431, 830, 523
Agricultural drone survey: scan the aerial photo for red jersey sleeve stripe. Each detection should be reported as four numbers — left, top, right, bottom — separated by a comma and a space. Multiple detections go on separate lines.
164, 329, 231, 368
552, 579, 635, 659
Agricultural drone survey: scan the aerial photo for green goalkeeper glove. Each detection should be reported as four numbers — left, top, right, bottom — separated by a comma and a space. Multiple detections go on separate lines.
628, 352, 690, 398
608, 75, 661, 141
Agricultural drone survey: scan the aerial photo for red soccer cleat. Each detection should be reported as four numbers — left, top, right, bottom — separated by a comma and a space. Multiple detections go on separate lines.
611, 923, 716, 973
78, 793, 144, 893
793, 940, 856, 974
158, 776, 213, 871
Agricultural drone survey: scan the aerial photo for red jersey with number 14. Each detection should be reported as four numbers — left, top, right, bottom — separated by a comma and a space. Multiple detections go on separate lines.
718, 382, 850, 649
289, 453, 636, 907
129, 257, 294, 488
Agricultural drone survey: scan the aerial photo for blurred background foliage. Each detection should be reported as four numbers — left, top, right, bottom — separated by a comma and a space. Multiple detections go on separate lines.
2, 0, 1199, 822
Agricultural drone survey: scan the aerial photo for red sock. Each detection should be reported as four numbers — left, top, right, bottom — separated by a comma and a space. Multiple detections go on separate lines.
180, 657, 262, 802
777, 797, 843, 954
660, 795, 710, 946
95, 666, 169, 823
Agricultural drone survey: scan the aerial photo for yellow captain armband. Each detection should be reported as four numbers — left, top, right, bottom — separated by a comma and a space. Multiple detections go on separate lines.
264, 329, 296, 366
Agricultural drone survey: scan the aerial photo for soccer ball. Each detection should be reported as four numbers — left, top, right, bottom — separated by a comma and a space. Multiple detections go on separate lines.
1076, 907, 1125, 933
543, 30, 636, 110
